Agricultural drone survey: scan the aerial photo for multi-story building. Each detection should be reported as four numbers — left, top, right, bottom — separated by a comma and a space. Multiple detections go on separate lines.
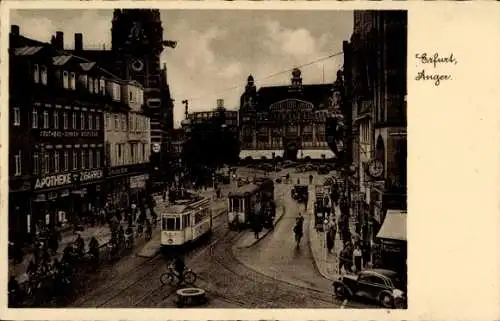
104, 79, 150, 208
347, 10, 407, 273
188, 99, 239, 135
71, 9, 175, 187
238, 70, 336, 161
9, 25, 108, 239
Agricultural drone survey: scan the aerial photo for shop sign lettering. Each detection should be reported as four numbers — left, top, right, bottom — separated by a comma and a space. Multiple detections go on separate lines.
80, 169, 103, 182
34, 173, 72, 190
109, 167, 128, 176
39, 130, 99, 138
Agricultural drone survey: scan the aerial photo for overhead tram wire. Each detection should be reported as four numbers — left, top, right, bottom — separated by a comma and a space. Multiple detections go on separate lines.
182, 50, 344, 104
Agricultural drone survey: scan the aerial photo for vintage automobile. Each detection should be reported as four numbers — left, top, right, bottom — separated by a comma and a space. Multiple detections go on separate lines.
332, 269, 407, 309
291, 185, 308, 203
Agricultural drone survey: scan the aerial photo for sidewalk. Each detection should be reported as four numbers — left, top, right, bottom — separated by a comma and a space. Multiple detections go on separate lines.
308, 194, 357, 281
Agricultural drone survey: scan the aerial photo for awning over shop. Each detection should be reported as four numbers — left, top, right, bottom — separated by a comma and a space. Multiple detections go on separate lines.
376, 210, 407, 241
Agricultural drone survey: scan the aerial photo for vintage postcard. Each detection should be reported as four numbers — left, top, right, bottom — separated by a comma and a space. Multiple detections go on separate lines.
1, 1, 499, 321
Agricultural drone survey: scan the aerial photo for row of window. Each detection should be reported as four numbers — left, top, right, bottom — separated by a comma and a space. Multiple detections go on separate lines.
12, 107, 101, 131
12, 149, 102, 176
32, 64, 144, 106
109, 142, 150, 167
105, 113, 149, 133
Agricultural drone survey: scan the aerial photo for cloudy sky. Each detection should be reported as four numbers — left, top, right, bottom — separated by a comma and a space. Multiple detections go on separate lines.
11, 9, 353, 127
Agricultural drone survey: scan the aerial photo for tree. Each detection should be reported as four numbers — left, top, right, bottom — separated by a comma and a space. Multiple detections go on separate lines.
182, 119, 240, 186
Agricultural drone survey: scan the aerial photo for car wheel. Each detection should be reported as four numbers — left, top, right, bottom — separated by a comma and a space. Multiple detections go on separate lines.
334, 284, 347, 299
379, 293, 393, 308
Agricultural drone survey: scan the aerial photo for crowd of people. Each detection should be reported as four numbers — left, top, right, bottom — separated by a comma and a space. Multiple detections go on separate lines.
8, 196, 159, 307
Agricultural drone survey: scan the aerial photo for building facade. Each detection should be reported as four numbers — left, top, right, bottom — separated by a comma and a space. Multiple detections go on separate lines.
104, 79, 151, 209
187, 99, 239, 134
347, 11, 407, 272
9, 25, 109, 239
70, 9, 175, 187
238, 70, 336, 161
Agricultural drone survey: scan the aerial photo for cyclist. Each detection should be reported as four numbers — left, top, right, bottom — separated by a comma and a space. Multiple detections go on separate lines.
171, 255, 186, 285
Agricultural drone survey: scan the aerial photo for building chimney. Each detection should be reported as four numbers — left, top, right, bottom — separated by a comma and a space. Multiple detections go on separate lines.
74, 33, 83, 51
55, 31, 64, 50
11, 25, 19, 36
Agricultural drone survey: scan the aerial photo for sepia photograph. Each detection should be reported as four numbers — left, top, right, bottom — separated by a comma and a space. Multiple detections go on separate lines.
6, 8, 407, 309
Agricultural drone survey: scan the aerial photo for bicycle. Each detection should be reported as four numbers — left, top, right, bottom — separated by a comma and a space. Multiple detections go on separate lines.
160, 266, 197, 286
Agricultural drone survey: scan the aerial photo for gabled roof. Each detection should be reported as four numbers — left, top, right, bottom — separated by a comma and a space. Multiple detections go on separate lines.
80, 62, 96, 71
68, 49, 117, 75
14, 46, 43, 56
52, 55, 72, 66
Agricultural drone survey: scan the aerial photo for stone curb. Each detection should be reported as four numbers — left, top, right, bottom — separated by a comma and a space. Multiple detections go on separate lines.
235, 205, 286, 250
308, 214, 336, 282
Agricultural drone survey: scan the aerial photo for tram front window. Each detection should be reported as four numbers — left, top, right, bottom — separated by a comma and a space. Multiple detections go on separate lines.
163, 217, 181, 230
231, 197, 241, 212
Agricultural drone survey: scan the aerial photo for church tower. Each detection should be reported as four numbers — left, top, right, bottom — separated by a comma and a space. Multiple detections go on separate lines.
111, 9, 176, 185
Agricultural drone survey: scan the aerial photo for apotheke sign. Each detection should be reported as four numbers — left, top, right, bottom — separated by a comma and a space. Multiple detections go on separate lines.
34, 173, 74, 190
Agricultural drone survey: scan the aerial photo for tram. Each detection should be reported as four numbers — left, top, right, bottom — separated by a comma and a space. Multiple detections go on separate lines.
227, 178, 275, 230
161, 195, 212, 248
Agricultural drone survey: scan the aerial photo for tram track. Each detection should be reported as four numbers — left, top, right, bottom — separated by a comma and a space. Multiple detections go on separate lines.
196, 217, 337, 308
75, 211, 230, 307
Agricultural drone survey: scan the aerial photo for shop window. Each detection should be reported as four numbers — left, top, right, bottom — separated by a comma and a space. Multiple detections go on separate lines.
63, 111, 68, 129
13, 107, 21, 126
53, 111, 59, 129
32, 108, 38, 129
40, 66, 48, 85
33, 152, 39, 174
14, 150, 22, 176
33, 64, 40, 83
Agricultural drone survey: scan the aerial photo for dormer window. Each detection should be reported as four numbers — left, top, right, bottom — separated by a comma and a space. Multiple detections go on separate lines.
129, 90, 133, 103
88, 77, 94, 93
70, 72, 76, 90
99, 78, 106, 95
41, 66, 48, 85
33, 64, 40, 83
63, 71, 69, 89
93, 78, 99, 94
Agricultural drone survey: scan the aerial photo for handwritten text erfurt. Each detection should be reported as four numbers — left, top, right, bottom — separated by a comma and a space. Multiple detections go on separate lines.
415, 53, 458, 86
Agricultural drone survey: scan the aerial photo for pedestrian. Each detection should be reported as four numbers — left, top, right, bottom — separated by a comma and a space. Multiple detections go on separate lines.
326, 226, 334, 253
252, 218, 262, 239
353, 244, 363, 273
362, 240, 371, 268
49, 232, 59, 256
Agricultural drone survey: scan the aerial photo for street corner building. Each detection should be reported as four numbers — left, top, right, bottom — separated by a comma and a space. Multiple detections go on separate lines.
345, 10, 407, 276
238, 69, 340, 162
8, 24, 152, 241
